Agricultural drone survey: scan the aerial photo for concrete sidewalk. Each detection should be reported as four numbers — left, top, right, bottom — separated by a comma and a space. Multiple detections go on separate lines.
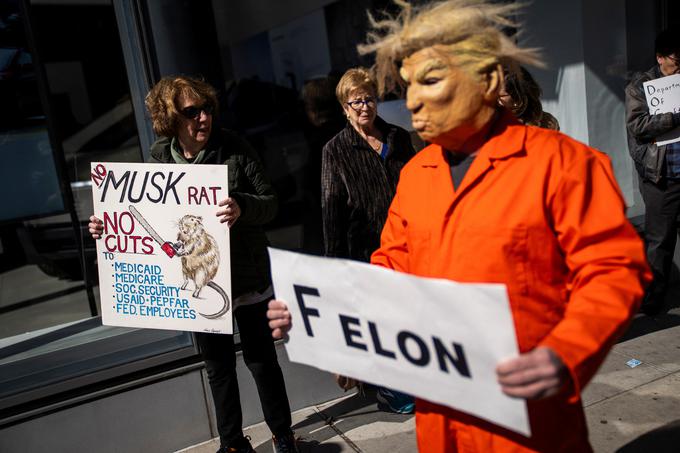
180, 311, 680, 453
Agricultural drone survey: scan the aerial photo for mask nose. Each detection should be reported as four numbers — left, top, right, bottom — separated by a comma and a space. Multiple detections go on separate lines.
405, 87, 422, 114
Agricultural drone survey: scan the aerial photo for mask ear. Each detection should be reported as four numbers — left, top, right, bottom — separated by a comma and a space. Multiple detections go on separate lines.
483, 64, 504, 103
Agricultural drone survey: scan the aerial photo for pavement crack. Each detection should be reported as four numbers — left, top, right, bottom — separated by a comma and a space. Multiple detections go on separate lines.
584, 368, 680, 408
315, 408, 363, 452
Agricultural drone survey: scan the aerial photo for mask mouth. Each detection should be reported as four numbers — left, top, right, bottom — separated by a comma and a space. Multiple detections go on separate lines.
412, 119, 428, 132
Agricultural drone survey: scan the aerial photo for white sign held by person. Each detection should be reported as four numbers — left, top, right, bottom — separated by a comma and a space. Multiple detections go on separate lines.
91, 162, 232, 334
269, 248, 530, 436
643, 73, 680, 146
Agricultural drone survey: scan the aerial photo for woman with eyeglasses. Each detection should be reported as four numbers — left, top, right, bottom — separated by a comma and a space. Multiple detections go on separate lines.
322, 67, 415, 261
320, 67, 416, 412
88, 76, 298, 453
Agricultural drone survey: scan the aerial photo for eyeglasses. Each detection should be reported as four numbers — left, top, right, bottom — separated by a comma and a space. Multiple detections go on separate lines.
346, 97, 376, 111
179, 103, 214, 119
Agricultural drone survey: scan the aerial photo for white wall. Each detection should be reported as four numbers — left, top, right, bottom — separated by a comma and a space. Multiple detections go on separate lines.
582, 0, 639, 213
519, 0, 641, 213
518, 0, 589, 143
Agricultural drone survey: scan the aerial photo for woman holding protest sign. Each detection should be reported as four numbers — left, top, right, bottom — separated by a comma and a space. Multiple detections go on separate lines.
89, 76, 297, 453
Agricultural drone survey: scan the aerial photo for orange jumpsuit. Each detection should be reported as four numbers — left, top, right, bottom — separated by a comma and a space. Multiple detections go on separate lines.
371, 113, 651, 452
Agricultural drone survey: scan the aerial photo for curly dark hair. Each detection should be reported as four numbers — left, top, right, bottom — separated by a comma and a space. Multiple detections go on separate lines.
144, 75, 219, 137
503, 66, 544, 126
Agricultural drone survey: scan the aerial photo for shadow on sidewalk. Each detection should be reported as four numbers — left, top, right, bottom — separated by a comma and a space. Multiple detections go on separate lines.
258, 438, 345, 453
619, 313, 680, 343
292, 386, 413, 432
281, 386, 414, 451
616, 419, 680, 452
619, 262, 680, 342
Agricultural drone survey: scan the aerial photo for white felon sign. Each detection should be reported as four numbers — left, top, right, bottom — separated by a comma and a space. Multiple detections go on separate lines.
269, 248, 530, 436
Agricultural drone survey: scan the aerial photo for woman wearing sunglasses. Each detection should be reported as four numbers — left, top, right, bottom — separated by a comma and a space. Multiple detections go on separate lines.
320, 68, 416, 412
88, 76, 298, 453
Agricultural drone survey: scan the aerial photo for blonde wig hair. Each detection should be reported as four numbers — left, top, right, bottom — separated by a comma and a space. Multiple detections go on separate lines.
145, 75, 219, 137
335, 67, 379, 105
358, 0, 544, 95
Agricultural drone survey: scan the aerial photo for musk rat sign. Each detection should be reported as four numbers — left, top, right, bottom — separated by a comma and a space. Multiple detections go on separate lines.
91, 162, 232, 334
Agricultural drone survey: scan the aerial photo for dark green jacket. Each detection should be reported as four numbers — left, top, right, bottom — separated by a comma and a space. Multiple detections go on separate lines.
149, 129, 278, 298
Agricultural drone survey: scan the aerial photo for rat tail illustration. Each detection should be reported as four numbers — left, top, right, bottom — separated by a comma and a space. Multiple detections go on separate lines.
199, 281, 231, 319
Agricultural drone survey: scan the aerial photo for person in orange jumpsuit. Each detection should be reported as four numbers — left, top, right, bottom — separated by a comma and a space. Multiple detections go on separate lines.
269, 1, 651, 451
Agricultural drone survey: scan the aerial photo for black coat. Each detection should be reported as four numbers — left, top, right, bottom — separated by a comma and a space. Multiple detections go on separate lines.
149, 129, 277, 298
321, 117, 415, 262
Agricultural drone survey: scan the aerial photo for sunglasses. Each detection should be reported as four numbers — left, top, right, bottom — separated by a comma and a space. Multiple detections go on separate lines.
179, 103, 214, 119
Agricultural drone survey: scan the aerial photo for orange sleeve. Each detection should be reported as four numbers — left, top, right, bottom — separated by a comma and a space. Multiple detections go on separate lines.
539, 147, 652, 400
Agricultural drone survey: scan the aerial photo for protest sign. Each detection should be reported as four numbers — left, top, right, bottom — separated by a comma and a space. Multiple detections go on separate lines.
643, 73, 680, 146
269, 248, 530, 436
91, 162, 232, 334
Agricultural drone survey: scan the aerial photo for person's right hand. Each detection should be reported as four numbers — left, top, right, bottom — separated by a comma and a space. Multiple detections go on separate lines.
267, 299, 292, 339
88, 215, 104, 239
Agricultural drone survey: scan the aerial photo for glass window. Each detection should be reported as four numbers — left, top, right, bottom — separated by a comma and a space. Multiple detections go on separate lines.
213, 2, 413, 255
0, 0, 194, 414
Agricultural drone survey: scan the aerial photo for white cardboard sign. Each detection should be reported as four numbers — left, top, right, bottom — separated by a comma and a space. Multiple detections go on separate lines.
643, 73, 680, 146
269, 248, 530, 436
91, 162, 232, 334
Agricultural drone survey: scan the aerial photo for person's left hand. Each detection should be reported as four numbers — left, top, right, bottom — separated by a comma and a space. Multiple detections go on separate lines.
496, 346, 569, 399
217, 197, 241, 227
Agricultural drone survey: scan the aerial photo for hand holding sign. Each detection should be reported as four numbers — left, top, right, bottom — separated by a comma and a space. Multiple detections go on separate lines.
268, 296, 568, 400
89, 215, 104, 239
267, 299, 292, 339
268, 248, 530, 436
217, 197, 241, 227
496, 347, 569, 400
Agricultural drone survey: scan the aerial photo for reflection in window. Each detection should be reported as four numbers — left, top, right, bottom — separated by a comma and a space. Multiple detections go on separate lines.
0, 35, 63, 222
0, 0, 92, 359
0, 2, 193, 412
31, 3, 143, 183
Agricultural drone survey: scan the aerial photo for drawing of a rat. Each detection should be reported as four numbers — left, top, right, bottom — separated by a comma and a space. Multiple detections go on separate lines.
175, 214, 230, 319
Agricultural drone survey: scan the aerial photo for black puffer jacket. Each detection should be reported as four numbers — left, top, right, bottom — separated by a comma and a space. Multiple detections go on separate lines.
321, 117, 415, 262
625, 65, 680, 183
149, 129, 277, 298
